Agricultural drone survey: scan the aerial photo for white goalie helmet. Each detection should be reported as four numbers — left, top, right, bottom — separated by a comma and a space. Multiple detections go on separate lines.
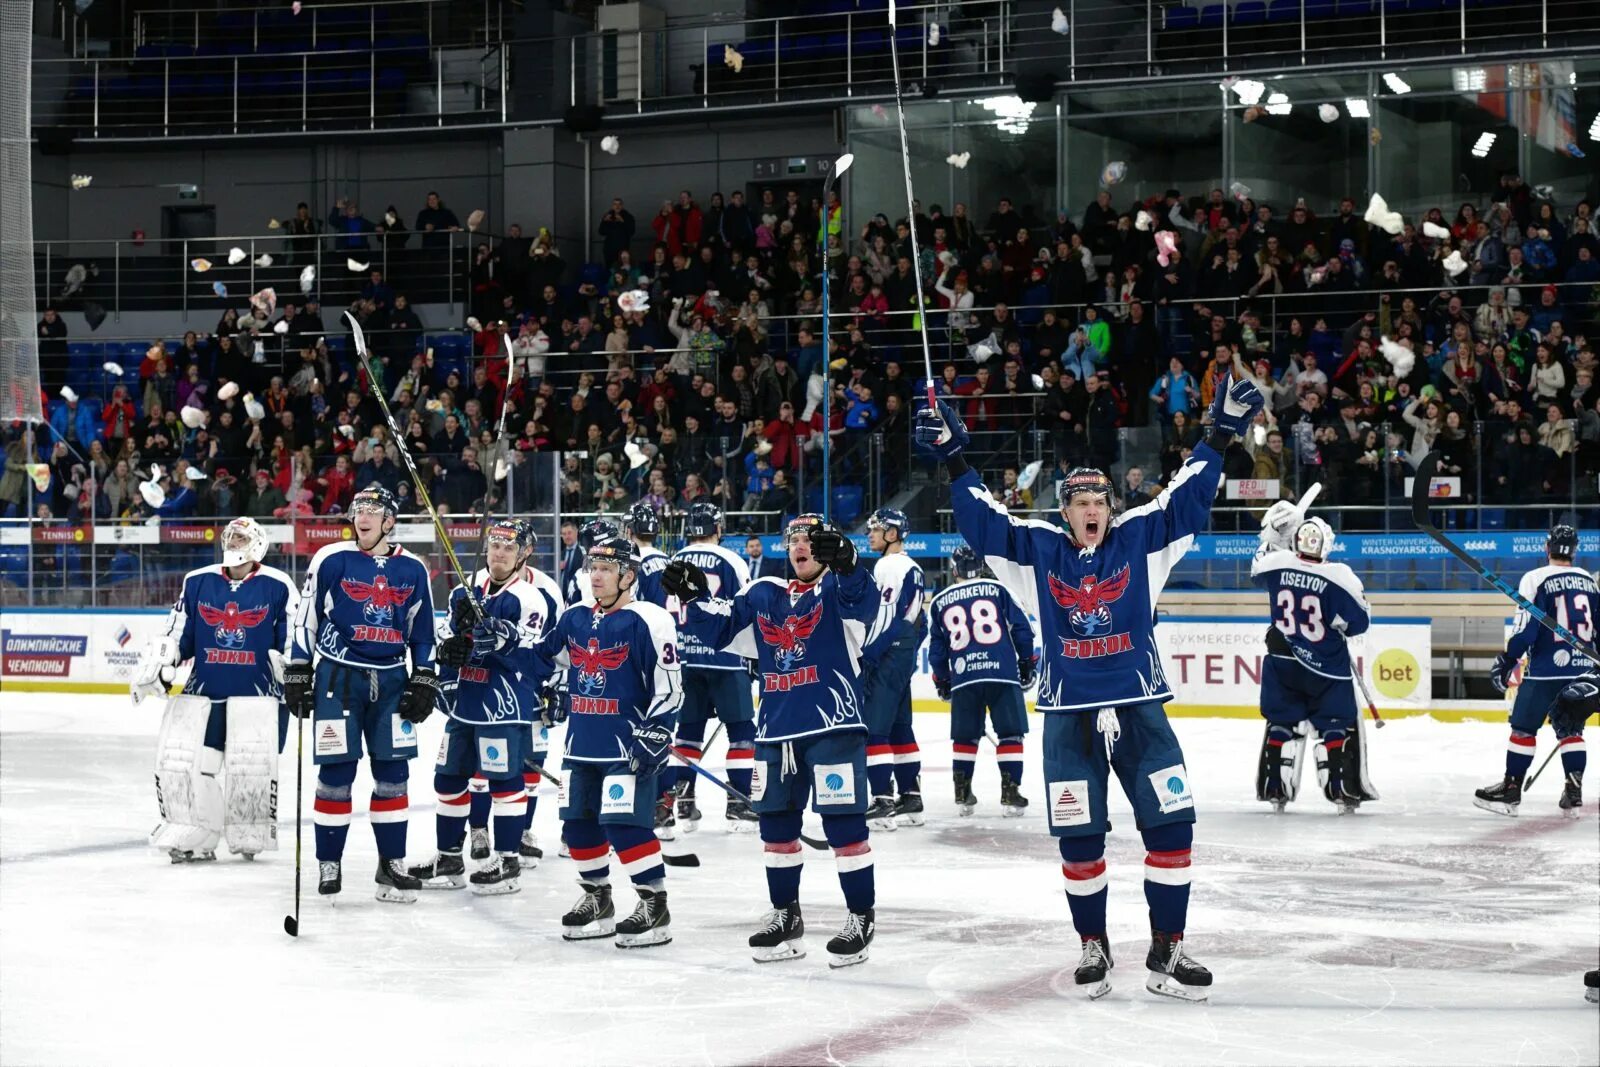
1293, 518, 1335, 562
221, 516, 270, 568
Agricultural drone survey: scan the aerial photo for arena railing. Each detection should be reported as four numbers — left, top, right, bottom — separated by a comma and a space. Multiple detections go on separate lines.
128, 0, 504, 58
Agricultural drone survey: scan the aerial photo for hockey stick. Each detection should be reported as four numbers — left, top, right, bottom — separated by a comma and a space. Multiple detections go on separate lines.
887, 0, 938, 412
1334, 621, 1385, 728
466, 328, 521, 585
818, 152, 854, 522
1523, 743, 1563, 791
672, 720, 724, 801
1411, 453, 1600, 661
282, 708, 305, 937
668, 745, 830, 850
345, 311, 483, 625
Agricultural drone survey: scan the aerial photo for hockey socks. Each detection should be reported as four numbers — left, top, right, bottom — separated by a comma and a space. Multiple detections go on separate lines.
953, 739, 978, 781
760, 812, 805, 907
1059, 834, 1109, 936
866, 735, 895, 798
668, 718, 707, 795
522, 761, 543, 836
1558, 734, 1587, 778
1505, 731, 1536, 781
1141, 823, 1193, 935
607, 824, 665, 888
889, 721, 921, 797
313, 762, 357, 862
565, 820, 611, 884
468, 776, 491, 829
725, 720, 757, 797
490, 778, 528, 855
369, 759, 410, 860
823, 814, 875, 913
996, 735, 1024, 788
434, 773, 471, 851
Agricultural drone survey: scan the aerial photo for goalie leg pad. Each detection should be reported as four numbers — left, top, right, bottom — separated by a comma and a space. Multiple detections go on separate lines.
224, 696, 282, 854
150, 695, 224, 854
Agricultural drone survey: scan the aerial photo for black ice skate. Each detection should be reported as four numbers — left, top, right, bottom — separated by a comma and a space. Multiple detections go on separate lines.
749, 902, 806, 963
1262, 774, 1288, 814
653, 792, 677, 841
318, 860, 342, 897
469, 826, 491, 860
1145, 932, 1211, 1001
866, 796, 899, 831
826, 908, 875, 968
519, 830, 543, 866
893, 792, 926, 827
1473, 776, 1522, 817
561, 881, 616, 940
1585, 969, 1598, 1004
469, 853, 521, 896
374, 858, 421, 904
407, 848, 467, 890
615, 888, 672, 948
1075, 935, 1115, 1000
725, 798, 759, 833
1000, 773, 1030, 818
953, 772, 977, 816
676, 797, 703, 833
1559, 772, 1584, 819
167, 848, 217, 864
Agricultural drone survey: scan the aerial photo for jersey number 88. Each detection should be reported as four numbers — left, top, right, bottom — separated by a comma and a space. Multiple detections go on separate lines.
942, 600, 1003, 651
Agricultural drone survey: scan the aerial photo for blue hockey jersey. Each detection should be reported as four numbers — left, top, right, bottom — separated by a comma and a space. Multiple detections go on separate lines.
527, 599, 682, 763
668, 542, 752, 670
950, 443, 1225, 712
165, 563, 299, 699
1250, 547, 1370, 678
291, 542, 436, 672
437, 565, 564, 725
635, 544, 670, 608
1506, 563, 1598, 679
927, 578, 1035, 690
863, 552, 925, 663
680, 569, 879, 742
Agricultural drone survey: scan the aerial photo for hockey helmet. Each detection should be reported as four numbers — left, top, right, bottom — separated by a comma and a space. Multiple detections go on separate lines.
867, 507, 910, 541
626, 501, 661, 539
220, 516, 269, 568
684, 501, 724, 539
1060, 467, 1116, 511
578, 517, 622, 551
1294, 517, 1336, 562
784, 513, 828, 549
486, 518, 536, 556
1548, 523, 1578, 561
349, 484, 398, 519
951, 544, 984, 579
586, 536, 641, 574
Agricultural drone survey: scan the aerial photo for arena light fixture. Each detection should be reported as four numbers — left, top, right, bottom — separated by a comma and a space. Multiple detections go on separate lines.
1382, 73, 1412, 95
1471, 132, 1497, 157
1230, 79, 1266, 106
978, 94, 1037, 135
1452, 67, 1487, 92
1345, 98, 1370, 118
1264, 92, 1291, 116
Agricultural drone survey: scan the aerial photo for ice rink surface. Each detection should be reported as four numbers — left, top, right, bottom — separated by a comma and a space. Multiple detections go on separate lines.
2, 694, 1596, 1066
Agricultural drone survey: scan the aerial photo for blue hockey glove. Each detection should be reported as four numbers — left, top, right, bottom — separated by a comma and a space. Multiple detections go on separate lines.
400, 667, 441, 724
471, 616, 520, 658
1209, 374, 1265, 439
1489, 652, 1515, 694
914, 400, 970, 459
629, 719, 673, 774
1018, 654, 1038, 688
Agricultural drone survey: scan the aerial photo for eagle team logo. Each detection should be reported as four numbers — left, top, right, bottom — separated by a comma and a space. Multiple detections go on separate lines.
569, 638, 630, 696
1049, 565, 1131, 637
197, 600, 269, 649
341, 574, 415, 626
757, 602, 824, 672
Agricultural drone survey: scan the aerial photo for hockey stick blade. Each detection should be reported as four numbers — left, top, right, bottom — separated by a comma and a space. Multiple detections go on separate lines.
1411, 454, 1600, 661
283, 915, 299, 937
662, 852, 701, 868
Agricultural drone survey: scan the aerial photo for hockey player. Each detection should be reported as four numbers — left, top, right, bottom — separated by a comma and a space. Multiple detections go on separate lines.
133, 516, 299, 863
860, 507, 928, 830
283, 486, 439, 903
1475, 524, 1595, 818
664, 501, 759, 833
927, 544, 1037, 817
564, 517, 622, 606
408, 519, 562, 894
915, 375, 1264, 1002
524, 537, 682, 948
1251, 512, 1378, 813
626, 502, 671, 607
664, 514, 881, 968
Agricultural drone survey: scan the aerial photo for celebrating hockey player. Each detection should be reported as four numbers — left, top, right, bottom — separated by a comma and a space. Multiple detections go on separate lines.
663, 514, 881, 968
927, 544, 1038, 817
915, 373, 1264, 1002
626, 501, 671, 607
1475, 524, 1595, 818
524, 537, 682, 948
408, 519, 562, 894
1251, 506, 1378, 813
134, 516, 299, 863
664, 502, 759, 833
284, 486, 439, 903
861, 507, 928, 830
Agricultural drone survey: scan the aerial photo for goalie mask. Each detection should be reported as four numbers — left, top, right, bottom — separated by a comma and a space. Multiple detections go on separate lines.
1294, 518, 1336, 562
220, 517, 269, 568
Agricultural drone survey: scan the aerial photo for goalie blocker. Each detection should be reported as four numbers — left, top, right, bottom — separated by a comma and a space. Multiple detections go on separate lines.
152, 695, 284, 860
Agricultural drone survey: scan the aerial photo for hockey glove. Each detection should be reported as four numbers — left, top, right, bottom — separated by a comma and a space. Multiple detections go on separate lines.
130, 635, 180, 705
662, 559, 710, 601
436, 632, 474, 669
1018, 654, 1038, 688
471, 616, 520, 658
628, 718, 673, 775
400, 667, 441, 724
540, 678, 569, 726
1489, 652, 1515, 694
1208, 374, 1265, 440
282, 661, 315, 718
914, 400, 970, 459
1552, 675, 1600, 733
452, 589, 485, 631
1259, 499, 1300, 552
934, 675, 951, 701
809, 525, 858, 575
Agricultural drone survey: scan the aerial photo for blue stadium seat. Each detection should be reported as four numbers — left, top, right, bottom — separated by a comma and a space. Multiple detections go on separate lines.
1336, 0, 1374, 13
830, 486, 864, 526
1198, 4, 1226, 27
1164, 5, 1199, 29
1267, 0, 1301, 19
1233, 1, 1268, 24
1303, 0, 1335, 17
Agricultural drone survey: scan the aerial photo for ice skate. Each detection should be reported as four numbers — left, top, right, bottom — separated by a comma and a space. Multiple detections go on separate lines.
725, 798, 759, 833
750, 903, 806, 962
406, 849, 467, 889
1559, 772, 1583, 819
893, 792, 925, 827
866, 796, 898, 831
317, 860, 342, 897
675, 794, 703, 833
167, 848, 216, 864
1000, 773, 1029, 817
1075, 935, 1114, 999
469, 826, 491, 860
1145, 932, 1211, 1001
1585, 969, 1598, 1003
469, 853, 521, 895
519, 830, 543, 866
558, 841, 571, 859
562, 881, 616, 940
953, 772, 977, 816
374, 858, 421, 903
615, 888, 671, 948
826, 908, 875, 968
1473, 776, 1522, 817
653, 792, 677, 841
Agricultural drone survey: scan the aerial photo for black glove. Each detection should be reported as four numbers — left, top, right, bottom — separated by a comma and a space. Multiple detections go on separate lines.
810, 526, 858, 575
1018, 654, 1038, 688
1489, 652, 1515, 694
662, 559, 710, 601
452, 589, 484, 632
437, 632, 474, 669
283, 661, 314, 718
629, 718, 673, 775
541, 678, 569, 726
1552, 675, 1600, 734
934, 674, 951, 701
400, 667, 441, 724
